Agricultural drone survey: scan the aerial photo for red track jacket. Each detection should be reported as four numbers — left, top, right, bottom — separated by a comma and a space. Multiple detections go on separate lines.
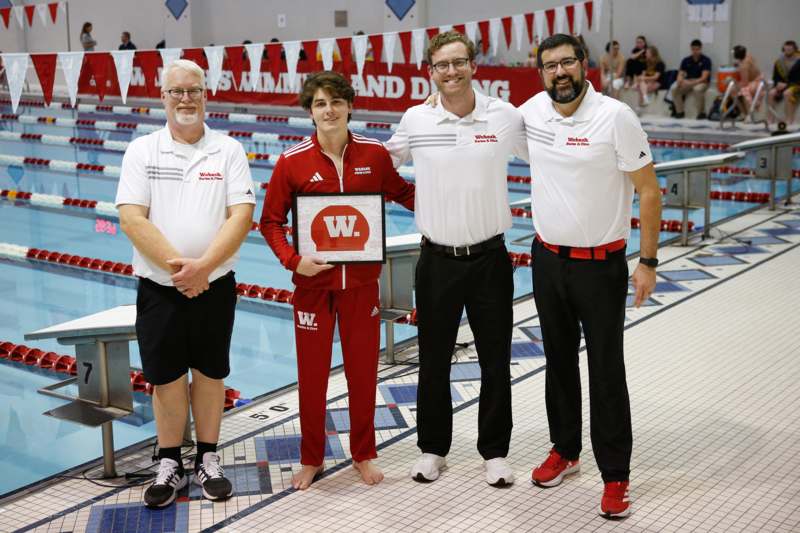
260, 131, 415, 290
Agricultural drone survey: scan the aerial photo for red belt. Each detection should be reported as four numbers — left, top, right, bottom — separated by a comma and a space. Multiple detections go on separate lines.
536, 235, 626, 260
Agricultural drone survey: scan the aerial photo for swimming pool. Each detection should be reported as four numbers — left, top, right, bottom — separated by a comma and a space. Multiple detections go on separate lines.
0, 100, 798, 497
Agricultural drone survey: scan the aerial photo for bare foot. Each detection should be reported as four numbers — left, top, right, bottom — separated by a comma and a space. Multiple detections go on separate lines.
353, 460, 384, 485
291, 464, 324, 490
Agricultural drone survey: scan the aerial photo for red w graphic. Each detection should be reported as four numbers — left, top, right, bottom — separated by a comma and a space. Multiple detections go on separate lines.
310, 205, 370, 252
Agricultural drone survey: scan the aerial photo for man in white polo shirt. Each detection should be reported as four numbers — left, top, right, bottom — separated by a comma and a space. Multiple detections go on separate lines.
115, 59, 255, 508
385, 31, 527, 487
519, 34, 661, 519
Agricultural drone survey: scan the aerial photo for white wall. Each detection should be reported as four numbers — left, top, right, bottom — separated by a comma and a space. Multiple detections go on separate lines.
5, 0, 799, 89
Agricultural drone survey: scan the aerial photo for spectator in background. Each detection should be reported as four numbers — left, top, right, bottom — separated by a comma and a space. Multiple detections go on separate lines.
475, 40, 498, 66
733, 45, 763, 114
637, 45, 664, 107
80, 22, 97, 51
119, 31, 137, 51
670, 39, 711, 119
768, 40, 800, 125
155, 40, 166, 49
624, 35, 647, 88
600, 40, 625, 99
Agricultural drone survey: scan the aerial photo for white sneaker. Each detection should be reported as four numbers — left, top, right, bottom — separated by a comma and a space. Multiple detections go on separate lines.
410, 453, 446, 482
485, 457, 515, 487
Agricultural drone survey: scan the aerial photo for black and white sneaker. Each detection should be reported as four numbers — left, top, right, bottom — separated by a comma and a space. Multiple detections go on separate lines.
144, 458, 187, 508
194, 452, 233, 501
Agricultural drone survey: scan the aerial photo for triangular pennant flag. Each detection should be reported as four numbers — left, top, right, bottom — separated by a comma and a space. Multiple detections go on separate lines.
585, 1, 594, 30
574, 2, 585, 35
1, 53, 29, 113
57, 51, 85, 107
159, 48, 181, 72
464, 21, 478, 45
225, 45, 245, 88
48, 2, 58, 24
438, 24, 453, 33
31, 53, 58, 105
12, 6, 24, 28
266, 42, 282, 83
411, 28, 425, 69
524, 13, 534, 45
283, 41, 301, 91
512, 14, 527, 51
501, 16, 513, 49
426, 27, 438, 41
336, 37, 353, 75
555, 6, 567, 34
489, 18, 502, 57
181, 48, 207, 69
535, 10, 546, 40
565, 5, 575, 34
477, 20, 490, 54
134, 50, 161, 96
593, 0, 602, 32
35, 4, 49, 26
110, 50, 134, 103
85, 52, 114, 100
302, 40, 319, 71
318, 38, 335, 71
383, 32, 397, 72
397, 31, 412, 64
204, 46, 224, 95
23, 5, 34, 27
545, 9, 556, 36
244, 42, 264, 91
453, 23, 465, 35
352, 34, 368, 78
368, 34, 383, 64
0, 8, 10, 29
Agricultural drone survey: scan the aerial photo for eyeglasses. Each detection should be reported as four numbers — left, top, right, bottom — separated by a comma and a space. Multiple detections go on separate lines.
431, 58, 471, 73
164, 88, 204, 100
541, 57, 580, 74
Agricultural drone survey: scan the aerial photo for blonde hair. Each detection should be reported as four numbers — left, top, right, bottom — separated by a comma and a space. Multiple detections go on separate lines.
161, 59, 206, 89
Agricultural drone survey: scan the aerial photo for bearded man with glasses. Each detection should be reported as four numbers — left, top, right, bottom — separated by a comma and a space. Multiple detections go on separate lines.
385, 31, 528, 488
519, 34, 661, 519
116, 59, 256, 508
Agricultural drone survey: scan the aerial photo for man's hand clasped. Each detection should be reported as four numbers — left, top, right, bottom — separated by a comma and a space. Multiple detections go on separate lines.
167, 257, 211, 298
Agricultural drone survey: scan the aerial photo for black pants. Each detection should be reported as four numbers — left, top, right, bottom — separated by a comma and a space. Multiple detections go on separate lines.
415, 243, 514, 459
532, 240, 632, 482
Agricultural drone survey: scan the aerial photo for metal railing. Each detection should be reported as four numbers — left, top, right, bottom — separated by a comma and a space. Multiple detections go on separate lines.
728, 131, 800, 209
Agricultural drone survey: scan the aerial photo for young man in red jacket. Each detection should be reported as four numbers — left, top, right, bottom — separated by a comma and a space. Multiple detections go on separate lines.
260, 71, 415, 490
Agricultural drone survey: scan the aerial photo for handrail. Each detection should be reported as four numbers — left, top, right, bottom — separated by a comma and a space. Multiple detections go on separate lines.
727, 131, 800, 151
654, 152, 746, 173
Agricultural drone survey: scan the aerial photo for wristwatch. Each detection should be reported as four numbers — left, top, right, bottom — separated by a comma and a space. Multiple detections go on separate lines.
639, 256, 659, 268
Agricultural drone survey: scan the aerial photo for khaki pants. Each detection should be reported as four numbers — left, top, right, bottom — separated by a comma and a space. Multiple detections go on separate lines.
671, 81, 709, 114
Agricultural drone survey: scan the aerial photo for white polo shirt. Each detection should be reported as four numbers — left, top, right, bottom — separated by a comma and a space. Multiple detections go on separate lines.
519, 83, 652, 247
115, 124, 256, 286
386, 89, 527, 247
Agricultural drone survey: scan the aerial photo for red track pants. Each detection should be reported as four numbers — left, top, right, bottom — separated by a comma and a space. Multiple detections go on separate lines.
292, 281, 381, 465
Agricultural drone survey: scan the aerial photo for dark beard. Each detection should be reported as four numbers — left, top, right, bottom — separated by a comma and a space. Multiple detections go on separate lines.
547, 76, 585, 104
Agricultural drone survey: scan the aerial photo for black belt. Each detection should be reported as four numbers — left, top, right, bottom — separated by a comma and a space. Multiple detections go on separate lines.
421, 234, 505, 257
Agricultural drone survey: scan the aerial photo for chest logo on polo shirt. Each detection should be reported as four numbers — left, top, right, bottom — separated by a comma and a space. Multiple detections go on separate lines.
565, 137, 590, 147
310, 205, 370, 252
198, 171, 223, 180
474, 134, 498, 143
354, 166, 372, 175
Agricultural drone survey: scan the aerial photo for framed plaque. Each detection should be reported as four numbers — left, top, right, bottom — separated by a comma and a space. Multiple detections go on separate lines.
292, 192, 386, 264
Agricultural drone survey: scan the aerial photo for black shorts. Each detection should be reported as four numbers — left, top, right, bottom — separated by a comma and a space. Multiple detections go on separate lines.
136, 271, 237, 385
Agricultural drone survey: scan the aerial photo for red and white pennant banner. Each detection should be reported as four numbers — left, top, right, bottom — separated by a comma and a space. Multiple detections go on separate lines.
0, 2, 62, 29
9, 0, 599, 111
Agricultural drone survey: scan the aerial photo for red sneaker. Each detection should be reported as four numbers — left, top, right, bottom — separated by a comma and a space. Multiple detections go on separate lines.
531, 448, 580, 487
599, 481, 631, 519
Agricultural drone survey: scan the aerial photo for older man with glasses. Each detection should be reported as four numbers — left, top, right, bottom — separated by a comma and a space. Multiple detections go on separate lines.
385, 31, 527, 487
116, 59, 255, 508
